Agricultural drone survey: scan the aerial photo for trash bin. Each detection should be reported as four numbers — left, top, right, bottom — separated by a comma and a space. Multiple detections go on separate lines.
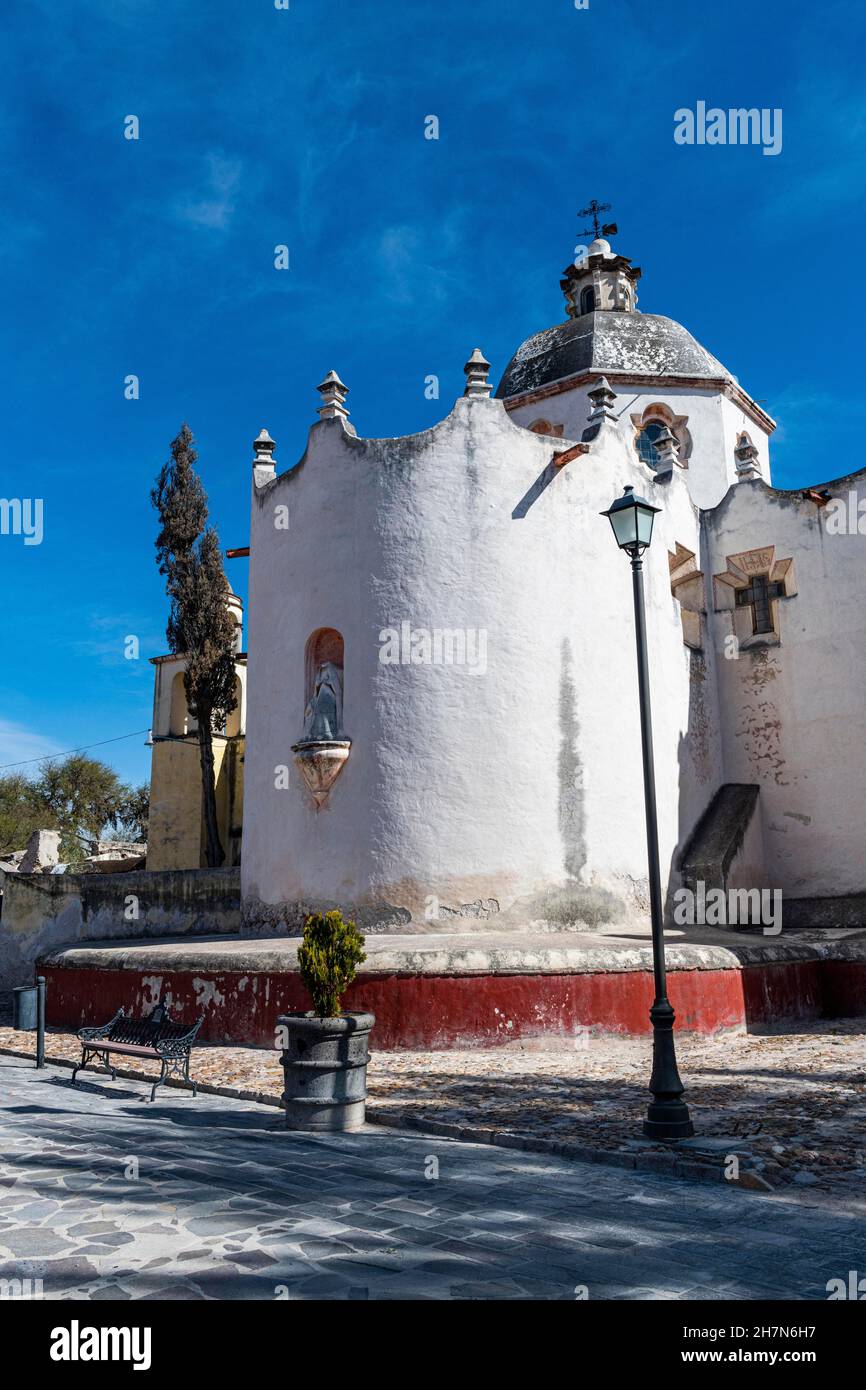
12, 985, 38, 1031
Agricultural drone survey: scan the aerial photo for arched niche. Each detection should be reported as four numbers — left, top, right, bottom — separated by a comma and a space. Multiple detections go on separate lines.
302, 628, 345, 741
169, 672, 188, 735
528, 418, 564, 438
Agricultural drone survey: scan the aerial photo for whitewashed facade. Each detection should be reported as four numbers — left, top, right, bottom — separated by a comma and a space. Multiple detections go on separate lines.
239, 238, 866, 929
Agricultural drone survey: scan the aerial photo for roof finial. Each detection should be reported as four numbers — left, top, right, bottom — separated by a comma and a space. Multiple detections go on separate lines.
252, 428, 277, 469
576, 199, 617, 243
463, 348, 492, 399
581, 377, 618, 443
586, 377, 618, 422
734, 433, 761, 479
651, 425, 680, 474
317, 370, 350, 420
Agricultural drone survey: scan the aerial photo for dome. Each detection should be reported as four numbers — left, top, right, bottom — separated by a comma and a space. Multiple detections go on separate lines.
496, 311, 733, 400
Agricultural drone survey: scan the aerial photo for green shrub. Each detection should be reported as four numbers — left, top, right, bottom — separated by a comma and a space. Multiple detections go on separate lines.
298, 910, 367, 1017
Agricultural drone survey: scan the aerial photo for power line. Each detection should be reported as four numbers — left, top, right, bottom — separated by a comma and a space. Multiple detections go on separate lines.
0, 729, 151, 772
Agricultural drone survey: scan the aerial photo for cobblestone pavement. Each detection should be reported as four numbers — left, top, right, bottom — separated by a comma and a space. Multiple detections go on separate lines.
0, 1055, 864, 1300
4, 1018, 866, 1194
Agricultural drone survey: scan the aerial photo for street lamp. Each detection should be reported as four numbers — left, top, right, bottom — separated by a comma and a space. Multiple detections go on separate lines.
601, 485, 694, 1140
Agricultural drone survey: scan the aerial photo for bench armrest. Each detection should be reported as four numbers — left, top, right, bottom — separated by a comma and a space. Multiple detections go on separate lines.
154, 1015, 205, 1056
78, 1008, 125, 1043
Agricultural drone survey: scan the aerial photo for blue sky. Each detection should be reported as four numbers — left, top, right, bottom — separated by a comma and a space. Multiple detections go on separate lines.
1, 0, 864, 789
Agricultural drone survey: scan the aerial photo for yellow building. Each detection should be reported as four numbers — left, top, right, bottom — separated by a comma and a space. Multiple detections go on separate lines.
147, 590, 246, 870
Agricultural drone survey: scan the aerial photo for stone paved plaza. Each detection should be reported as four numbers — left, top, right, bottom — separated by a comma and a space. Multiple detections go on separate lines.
0, 1055, 863, 1300
6, 1016, 866, 1192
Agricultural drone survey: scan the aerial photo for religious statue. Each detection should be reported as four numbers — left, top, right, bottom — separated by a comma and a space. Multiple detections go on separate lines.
302, 661, 343, 741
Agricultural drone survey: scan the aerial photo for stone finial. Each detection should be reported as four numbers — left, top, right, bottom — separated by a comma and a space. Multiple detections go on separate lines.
317, 370, 350, 420
734, 434, 761, 478
586, 376, 617, 420
253, 428, 277, 470
581, 377, 619, 443
651, 425, 680, 473
463, 348, 492, 399
589, 375, 617, 411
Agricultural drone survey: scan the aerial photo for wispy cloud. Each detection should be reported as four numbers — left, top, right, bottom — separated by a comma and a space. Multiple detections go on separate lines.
175, 154, 244, 231
772, 388, 866, 442
769, 386, 866, 487
0, 719, 63, 771
376, 226, 427, 305
74, 612, 161, 674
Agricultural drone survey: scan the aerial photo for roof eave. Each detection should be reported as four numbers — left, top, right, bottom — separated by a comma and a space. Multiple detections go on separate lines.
499, 369, 776, 434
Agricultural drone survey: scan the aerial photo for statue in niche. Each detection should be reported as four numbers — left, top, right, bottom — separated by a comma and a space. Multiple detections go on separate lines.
302, 661, 343, 741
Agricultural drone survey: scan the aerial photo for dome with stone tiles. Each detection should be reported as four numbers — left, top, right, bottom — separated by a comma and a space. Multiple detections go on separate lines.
496, 310, 733, 400
496, 234, 734, 400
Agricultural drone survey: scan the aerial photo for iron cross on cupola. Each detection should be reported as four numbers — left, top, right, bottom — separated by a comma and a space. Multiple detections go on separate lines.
577, 200, 618, 242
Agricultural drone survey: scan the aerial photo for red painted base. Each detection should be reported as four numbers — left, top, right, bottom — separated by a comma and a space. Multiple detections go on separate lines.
38, 958, 866, 1051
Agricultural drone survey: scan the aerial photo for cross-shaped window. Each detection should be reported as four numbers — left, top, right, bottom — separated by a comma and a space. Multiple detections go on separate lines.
735, 573, 784, 634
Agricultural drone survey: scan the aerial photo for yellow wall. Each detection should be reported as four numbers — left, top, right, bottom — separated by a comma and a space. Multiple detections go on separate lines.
147, 734, 244, 871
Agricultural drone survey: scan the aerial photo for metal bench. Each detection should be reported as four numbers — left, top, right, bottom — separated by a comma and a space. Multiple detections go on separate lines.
72, 1001, 204, 1102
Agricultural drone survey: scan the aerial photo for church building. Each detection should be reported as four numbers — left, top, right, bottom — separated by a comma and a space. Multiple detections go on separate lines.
148, 232, 866, 930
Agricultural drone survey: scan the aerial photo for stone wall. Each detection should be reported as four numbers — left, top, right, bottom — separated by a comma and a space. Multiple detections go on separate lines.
0, 867, 240, 989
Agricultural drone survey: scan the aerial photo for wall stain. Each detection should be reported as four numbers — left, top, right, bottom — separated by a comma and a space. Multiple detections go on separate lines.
558, 638, 587, 877
735, 649, 788, 785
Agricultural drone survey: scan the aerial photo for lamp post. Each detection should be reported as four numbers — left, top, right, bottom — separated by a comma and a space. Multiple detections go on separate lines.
601, 485, 694, 1140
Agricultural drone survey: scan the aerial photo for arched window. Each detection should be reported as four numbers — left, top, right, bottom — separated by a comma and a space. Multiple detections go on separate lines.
631, 404, 691, 470
169, 672, 191, 736
580, 285, 596, 315
635, 420, 670, 470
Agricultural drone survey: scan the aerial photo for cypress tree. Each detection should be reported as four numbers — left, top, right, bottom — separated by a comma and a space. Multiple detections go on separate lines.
151, 425, 238, 867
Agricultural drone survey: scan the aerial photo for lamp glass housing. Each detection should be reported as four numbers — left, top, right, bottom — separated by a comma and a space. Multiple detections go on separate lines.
601, 486, 660, 554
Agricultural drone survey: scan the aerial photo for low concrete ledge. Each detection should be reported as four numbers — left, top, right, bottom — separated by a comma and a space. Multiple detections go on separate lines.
37, 929, 866, 978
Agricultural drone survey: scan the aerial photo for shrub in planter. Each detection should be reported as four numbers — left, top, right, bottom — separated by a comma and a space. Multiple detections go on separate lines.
297, 910, 367, 1017
278, 910, 375, 1133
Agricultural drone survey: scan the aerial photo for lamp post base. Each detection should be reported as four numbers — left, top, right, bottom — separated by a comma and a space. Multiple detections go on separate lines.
643, 1103, 694, 1141
644, 998, 694, 1140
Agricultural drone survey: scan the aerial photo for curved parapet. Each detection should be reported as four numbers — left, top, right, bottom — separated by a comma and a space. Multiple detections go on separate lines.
241, 363, 709, 932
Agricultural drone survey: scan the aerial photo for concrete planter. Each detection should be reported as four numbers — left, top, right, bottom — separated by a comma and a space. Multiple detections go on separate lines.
278, 1011, 375, 1132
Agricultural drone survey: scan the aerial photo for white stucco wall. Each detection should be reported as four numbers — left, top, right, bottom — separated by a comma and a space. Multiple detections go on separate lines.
720, 394, 771, 484
241, 390, 723, 928
706, 470, 866, 898
507, 383, 771, 512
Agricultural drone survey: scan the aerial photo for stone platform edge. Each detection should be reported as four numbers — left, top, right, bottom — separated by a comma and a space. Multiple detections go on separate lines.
35, 932, 866, 978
